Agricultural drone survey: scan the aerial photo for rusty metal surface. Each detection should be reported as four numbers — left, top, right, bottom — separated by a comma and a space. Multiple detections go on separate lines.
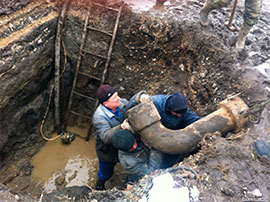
127, 96, 249, 155
218, 95, 249, 132
127, 101, 161, 132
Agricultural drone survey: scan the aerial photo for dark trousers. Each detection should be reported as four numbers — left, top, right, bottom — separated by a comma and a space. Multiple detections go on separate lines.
161, 154, 184, 169
97, 159, 117, 181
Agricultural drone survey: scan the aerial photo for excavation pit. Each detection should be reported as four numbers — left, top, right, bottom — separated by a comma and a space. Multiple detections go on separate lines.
0, 0, 270, 201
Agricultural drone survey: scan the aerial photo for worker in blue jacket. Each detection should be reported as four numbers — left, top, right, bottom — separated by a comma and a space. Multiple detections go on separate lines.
93, 84, 133, 190
134, 91, 201, 168
151, 93, 201, 130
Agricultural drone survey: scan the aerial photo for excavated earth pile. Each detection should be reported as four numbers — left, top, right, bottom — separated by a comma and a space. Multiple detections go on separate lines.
0, 0, 270, 201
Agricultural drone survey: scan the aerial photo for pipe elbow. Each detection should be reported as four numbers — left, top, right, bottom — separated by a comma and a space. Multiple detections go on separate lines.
127, 96, 248, 155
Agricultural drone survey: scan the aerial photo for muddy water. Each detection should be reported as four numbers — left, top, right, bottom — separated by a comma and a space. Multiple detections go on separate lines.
31, 126, 98, 193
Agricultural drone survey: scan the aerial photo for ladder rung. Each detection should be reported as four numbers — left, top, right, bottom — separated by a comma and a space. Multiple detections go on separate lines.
92, 2, 119, 12
82, 50, 107, 59
78, 71, 101, 81
87, 26, 113, 36
74, 91, 95, 101
70, 110, 91, 120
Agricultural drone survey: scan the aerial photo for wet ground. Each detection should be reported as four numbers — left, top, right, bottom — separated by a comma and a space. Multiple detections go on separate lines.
30, 126, 128, 196
31, 127, 98, 194
0, 0, 270, 201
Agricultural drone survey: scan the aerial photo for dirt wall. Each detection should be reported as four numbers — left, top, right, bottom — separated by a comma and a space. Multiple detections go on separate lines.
0, 0, 270, 201
0, 1, 59, 153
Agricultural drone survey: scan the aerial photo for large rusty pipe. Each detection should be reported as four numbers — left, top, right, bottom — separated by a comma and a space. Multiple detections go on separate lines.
127, 96, 248, 155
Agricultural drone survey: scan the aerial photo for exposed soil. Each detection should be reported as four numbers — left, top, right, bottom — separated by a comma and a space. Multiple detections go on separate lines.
0, 0, 270, 201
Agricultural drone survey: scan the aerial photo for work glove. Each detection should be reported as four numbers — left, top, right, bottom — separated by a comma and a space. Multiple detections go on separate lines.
135, 90, 151, 103
121, 119, 135, 133
140, 94, 151, 103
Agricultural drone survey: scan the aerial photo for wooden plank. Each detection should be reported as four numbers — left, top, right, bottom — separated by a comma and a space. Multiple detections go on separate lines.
100, 4, 124, 85
70, 110, 91, 120
55, 0, 71, 134
74, 91, 95, 101
86, 4, 124, 140
92, 2, 119, 11
66, 10, 90, 124
87, 26, 113, 36
78, 71, 101, 81
82, 49, 107, 59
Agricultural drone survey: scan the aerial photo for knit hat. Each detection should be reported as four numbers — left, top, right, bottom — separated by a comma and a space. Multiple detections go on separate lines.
165, 92, 188, 113
112, 130, 135, 152
96, 84, 116, 103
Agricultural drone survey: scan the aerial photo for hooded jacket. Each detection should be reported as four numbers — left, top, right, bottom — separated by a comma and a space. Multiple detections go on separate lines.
151, 94, 201, 129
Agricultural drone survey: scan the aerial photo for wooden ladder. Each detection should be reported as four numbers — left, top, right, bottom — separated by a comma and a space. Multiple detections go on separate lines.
66, 3, 124, 139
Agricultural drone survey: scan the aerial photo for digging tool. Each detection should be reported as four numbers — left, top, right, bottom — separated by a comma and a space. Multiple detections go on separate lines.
225, 0, 238, 31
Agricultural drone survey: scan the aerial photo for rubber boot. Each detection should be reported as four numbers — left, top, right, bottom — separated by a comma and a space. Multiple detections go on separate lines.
200, 0, 212, 26
235, 22, 252, 49
95, 178, 106, 190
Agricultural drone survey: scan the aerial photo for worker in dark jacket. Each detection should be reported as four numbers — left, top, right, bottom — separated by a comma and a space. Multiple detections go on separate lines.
135, 91, 201, 168
112, 129, 163, 182
93, 84, 133, 190
151, 93, 201, 130
200, 0, 262, 49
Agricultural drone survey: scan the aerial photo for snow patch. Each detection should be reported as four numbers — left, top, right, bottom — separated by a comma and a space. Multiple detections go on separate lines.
139, 173, 200, 202
253, 60, 270, 77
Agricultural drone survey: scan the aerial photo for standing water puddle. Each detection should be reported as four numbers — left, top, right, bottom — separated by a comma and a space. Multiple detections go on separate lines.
31, 126, 98, 193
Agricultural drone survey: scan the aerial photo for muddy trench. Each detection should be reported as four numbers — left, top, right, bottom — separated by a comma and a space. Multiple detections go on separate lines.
1, 0, 270, 201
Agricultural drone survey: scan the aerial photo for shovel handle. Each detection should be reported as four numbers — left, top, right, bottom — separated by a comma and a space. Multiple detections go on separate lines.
226, 0, 238, 29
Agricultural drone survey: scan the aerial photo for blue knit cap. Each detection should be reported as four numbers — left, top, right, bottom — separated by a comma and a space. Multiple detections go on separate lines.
165, 92, 188, 113
112, 130, 135, 152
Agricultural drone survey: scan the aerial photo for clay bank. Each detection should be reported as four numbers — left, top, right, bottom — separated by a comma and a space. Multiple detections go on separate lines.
0, 0, 270, 201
